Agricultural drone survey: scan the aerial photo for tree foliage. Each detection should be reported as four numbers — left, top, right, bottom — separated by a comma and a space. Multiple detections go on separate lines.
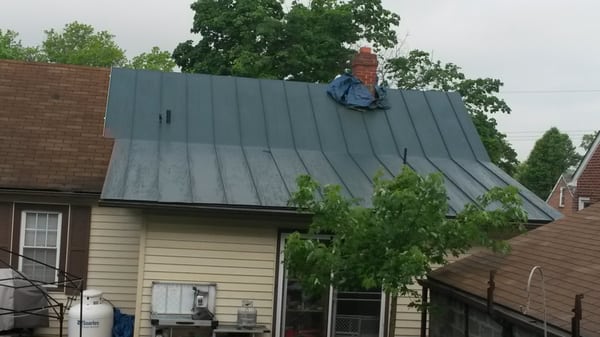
128, 46, 176, 72
284, 166, 526, 301
1, 22, 177, 71
517, 127, 580, 199
580, 130, 598, 152
42, 21, 127, 67
173, 0, 400, 82
0, 29, 44, 61
385, 50, 519, 175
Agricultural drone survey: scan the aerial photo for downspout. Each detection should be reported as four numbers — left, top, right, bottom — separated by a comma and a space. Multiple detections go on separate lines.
420, 285, 428, 337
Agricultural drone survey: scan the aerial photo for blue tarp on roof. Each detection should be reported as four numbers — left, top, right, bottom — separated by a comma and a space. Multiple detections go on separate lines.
100, 68, 561, 222
326, 73, 389, 110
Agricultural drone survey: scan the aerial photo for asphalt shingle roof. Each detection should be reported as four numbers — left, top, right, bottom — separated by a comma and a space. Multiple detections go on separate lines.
429, 203, 600, 336
0, 60, 113, 193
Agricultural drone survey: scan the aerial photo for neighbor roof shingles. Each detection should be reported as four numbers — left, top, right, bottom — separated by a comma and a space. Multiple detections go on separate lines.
429, 203, 600, 337
0, 60, 113, 193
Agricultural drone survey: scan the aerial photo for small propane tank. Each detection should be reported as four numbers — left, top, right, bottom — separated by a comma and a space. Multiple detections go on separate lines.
68, 289, 113, 337
236, 299, 257, 329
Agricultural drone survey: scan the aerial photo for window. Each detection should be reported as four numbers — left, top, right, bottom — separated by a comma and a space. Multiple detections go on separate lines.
0, 203, 91, 293
578, 197, 592, 211
275, 233, 385, 337
558, 187, 565, 207
18, 211, 62, 285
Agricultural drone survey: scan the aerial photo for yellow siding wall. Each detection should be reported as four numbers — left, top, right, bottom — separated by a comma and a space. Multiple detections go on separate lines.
394, 286, 422, 337
35, 207, 144, 337
87, 206, 143, 313
138, 216, 278, 337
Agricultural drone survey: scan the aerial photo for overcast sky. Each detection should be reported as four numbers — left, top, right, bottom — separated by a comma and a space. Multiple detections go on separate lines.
3, 0, 598, 160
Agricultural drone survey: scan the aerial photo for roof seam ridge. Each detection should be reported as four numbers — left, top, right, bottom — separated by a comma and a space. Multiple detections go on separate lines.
184, 73, 195, 203
156, 71, 163, 202
210, 75, 228, 204
333, 104, 373, 184
444, 93, 480, 160
421, 92, 454, 158
282, 81, 319, 199
360, 112, 395, 178
308, 84, 357, 199
479, 161, 557, 220
235, 77, 262, 205
423, 93, 498, 199
120, 70, 138, 199
258, 79, 291, 197
399, 91, 474, 211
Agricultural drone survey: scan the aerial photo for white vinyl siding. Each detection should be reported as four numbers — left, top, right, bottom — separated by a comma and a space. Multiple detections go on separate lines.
394, 288, 421, 337
34, 207, 144, 337
138, 216, 278, 337
86, 206, 143, 313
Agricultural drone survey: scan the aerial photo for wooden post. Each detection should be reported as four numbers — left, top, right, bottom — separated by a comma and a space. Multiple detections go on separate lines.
487, 270, 496, 314
571, 294, 583, 337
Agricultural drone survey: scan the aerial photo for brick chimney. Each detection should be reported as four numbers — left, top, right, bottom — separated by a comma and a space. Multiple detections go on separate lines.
351, 47, 378, 95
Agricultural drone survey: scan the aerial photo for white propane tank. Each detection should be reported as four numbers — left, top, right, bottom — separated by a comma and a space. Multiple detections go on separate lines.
68, 289, 113, 337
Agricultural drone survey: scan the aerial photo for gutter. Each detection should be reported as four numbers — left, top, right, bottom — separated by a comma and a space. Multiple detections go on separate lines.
0, 188, 100, 204
99, 199, 313, 222
421, 278, 571, 337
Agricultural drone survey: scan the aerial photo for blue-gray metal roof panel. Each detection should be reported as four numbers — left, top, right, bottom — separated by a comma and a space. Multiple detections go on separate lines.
101, 68, 560, 222
187, 143, 226, 204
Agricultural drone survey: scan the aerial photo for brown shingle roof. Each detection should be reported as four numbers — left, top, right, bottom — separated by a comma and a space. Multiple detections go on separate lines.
429, 203, 600, 336
0, 60, 113, 193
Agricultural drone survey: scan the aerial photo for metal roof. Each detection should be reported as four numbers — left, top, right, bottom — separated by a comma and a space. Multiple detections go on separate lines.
101, 68, 561, 222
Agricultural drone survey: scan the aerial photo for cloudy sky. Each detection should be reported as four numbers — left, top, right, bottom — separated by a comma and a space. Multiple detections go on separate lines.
3, 0, 598, 160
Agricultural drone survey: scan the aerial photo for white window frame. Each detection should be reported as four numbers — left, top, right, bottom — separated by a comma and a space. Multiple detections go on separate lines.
18, 210, 62, 287
558, 187, 565, 207
276, 233, 333, 337
275, 233, 386, 337
578, 197, 591, 211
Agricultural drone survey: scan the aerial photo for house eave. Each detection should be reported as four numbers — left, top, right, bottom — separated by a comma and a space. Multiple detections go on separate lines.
98, 198, 313, 222
0, 187, 100, 204
571, 131, 600, 184
421, 278, 571, 337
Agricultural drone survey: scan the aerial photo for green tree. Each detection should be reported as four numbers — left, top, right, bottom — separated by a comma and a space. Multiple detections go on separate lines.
385, 50, 519, 175
580, 130, 598, 152
285, 167, 526, 337
128, 46, 176, 72
42, 21, 126, 67
517, 127, 580, 199
173, 0, 400, 82
0, 29, 45, 61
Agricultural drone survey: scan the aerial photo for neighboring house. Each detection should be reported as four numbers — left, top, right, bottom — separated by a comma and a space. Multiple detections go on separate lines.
425, 202, 600, 337
0, 48, 560, 337
0, 60, 114, 334
547, 132, 600, 214
546, 172, 576, 216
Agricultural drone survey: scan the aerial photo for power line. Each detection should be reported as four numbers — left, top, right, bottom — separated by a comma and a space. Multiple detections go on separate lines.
501, 89, 600, 94
504, 129, 596, 134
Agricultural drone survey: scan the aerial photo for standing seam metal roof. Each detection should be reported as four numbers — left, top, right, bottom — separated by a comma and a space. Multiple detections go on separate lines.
101, 68, 561, 222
